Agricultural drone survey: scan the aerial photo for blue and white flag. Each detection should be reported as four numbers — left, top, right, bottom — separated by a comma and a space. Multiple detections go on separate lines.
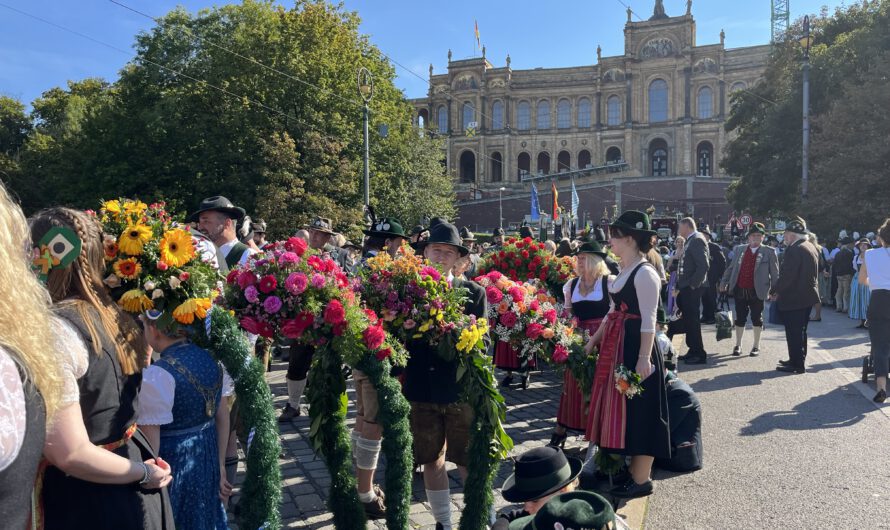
530, 183, 541, 221
571, 179, 579, 219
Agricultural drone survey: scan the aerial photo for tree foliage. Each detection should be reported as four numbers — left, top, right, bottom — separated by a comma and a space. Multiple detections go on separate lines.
722, 0, 890, 235
3, 0, 451, 235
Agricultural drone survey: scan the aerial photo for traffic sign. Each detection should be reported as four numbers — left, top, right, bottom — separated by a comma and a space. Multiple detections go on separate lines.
740, 214, 752, 226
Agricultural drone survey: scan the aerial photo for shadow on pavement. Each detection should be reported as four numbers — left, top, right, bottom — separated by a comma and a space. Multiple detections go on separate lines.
690, 369, 786, 393
739, 385, 871, 435
816, 337, 870, 350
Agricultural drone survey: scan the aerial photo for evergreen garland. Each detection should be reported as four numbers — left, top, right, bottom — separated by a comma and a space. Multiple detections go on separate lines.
201, 308, 282, 530
355, 357, 413, 530
306, 344, 366, 529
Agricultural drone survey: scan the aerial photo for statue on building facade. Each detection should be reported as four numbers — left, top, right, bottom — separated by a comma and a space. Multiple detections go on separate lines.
651, 0, 669, 20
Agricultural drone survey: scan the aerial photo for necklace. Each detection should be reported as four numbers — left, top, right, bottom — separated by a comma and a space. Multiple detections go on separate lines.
577, 275, 599, 296
164, 355, 223, 418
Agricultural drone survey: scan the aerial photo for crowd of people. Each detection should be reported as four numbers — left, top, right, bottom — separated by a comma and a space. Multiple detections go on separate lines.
2, 175, 889, 530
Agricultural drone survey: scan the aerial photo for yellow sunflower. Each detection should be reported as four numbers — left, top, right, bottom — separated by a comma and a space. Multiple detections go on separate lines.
112, 258, 142, 280
172, 297, 212, 324
159, 229, 195, 267
118, 224, 153, 256
119, 289, 153, 313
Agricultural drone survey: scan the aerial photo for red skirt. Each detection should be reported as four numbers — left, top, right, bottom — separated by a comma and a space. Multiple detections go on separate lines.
493, 342, 535, 372
557, 318, 603, 432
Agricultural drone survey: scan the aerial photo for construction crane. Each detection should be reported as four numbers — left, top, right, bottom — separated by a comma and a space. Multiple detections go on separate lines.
771, 0, 790, 43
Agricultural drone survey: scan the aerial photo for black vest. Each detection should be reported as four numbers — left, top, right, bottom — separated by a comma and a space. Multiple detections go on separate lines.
224, 241, 250, 269
569, 276, 611, 322
0, 360, 45, 530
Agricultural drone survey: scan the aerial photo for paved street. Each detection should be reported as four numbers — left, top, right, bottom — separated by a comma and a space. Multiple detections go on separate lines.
228, 302, 890, 529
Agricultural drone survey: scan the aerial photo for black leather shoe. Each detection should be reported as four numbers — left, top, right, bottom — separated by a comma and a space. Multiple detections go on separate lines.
278, 403, 301, 422
749, 348, 760, 357
778, 359, 792, 366
499, 374, 514, 388
701, 319, 717, 325
874, 389, 887, 403
521, 373, 531, 389
610, 478, 654, 499
732, 346, 741, 356
678, 353, 694, 361
776, 365, 805, 374
684, 356, 707, 365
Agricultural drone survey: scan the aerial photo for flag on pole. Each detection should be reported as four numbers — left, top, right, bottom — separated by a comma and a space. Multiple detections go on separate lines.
474, 20, 481, 49
551, 181, 559, 221
571, 179, 579, 220
530, 184, 540, 221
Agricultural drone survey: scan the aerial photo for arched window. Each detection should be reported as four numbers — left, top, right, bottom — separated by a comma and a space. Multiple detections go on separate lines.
577, 98, 592, 128
517, 152, 531, 180
607, 96, 621, 126
557, 150, 571, 172
578, 149, 592, 169
459, 151, 476, 183
491, 100, 504, 130
730, 81, 747, 93
698, 87, 713, 119
462, 102, 475, 131
557, 99, 571, 129
417, 109, 428, 129
650, 139, 668, 176
490, 151, 503, 182
606, 147, 622, 164
536, 100, 551, 129
648, 79, 669, 123
537, 152, 551, 175
697, 142, 713, 177
437, 105, 448, 133
517, 101, 531, 130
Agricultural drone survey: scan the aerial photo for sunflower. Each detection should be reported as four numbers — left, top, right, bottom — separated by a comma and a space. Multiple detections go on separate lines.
118, 224, 153, 256
159, 229, 195, 267
172, 297, 212, 324
119, 289, 153, 313
112, 258, 142, 280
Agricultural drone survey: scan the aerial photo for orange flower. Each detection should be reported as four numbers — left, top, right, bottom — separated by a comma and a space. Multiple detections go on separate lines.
497, 300, 511, 315
541, 328, 555, 339
618, 380, 630, 392
113, 258, 142, 280
516, 302, 527, 313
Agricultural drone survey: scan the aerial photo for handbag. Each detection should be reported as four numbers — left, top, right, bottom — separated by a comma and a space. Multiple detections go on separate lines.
767, 301, 784, 326
715, 295, 733, 341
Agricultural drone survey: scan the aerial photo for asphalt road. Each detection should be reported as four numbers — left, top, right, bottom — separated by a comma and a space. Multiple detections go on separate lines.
645, 303, 890, 529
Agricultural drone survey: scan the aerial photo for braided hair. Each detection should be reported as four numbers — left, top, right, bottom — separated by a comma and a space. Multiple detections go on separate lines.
29, 208, 146, 375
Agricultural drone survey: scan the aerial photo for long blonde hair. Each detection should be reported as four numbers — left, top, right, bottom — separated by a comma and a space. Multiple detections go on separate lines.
0, 184, 63, 422
576, 253, 610, 279
29, 208, 146, 375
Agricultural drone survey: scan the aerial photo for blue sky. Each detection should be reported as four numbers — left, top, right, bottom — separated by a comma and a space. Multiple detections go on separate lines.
1, 0, 841, 106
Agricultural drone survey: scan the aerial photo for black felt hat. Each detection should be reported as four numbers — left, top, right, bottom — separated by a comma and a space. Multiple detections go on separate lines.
253, 218, 267, 234
610, 210, 657, 237
363, 218, 407, 239
519, 225, 536, 239
493, 227, 506, 237
785, 217, 808, 235
501, 446, 583, 503
415, 221, 469, 257
187, 195, 246, 223
427, 217, 449, 231
747, 222, 766, 236
508, 491, 615, 530
410, 224, 426, 236
460, 227, 477, 242
593, 227, 608, 243
574, 239, 608, 258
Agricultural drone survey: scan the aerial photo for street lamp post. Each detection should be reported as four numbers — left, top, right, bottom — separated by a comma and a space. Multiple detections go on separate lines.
800, 16, 814, 201
498, 187, 506, 229
358, 67, 374, 210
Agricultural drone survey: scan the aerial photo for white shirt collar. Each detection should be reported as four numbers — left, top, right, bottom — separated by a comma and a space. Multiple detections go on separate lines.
218, 239, 238, 257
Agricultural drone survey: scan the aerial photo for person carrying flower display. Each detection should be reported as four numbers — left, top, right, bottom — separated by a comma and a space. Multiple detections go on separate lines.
30, 206, 175, 529
280, 216, 336, 422
404, 221, 489, 530
548, 239, 614, 449
584, 210, 671, 500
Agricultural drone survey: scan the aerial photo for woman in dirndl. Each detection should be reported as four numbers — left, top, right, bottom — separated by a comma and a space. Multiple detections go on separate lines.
849, 238, 872, 328
547, 240, 613, 448
584, 210, 670, 500
665, 236, 685, 315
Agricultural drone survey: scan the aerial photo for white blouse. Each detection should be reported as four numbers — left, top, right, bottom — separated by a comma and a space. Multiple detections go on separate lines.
609, 260, 661, 333
138, 359, 235, 426
563, 276, 612, 310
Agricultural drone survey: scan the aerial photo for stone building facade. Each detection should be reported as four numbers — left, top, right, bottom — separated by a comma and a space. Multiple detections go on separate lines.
410, 0, 769, 232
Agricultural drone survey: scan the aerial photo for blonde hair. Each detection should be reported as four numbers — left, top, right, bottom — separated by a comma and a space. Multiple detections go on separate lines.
30, 208, 146, 375
646, 248, 666, 282
0, 184, 63, 422
576, 253, 610, 279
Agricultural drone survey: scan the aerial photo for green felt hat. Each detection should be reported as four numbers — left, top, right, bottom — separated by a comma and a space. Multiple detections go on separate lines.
508, 491, 615, 530
747, 222, 766, 236
610, 210, 657, 237
363, 217, 407, 239
785, 217, 808, 235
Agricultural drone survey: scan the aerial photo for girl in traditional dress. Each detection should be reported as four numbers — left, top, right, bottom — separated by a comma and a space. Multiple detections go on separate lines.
850, 238, 872, 328
547, 241, 613, 448
31, 208, 174, 529
138, 312, 232, 530
0, 184, 64, 530
585, 210, 670, 500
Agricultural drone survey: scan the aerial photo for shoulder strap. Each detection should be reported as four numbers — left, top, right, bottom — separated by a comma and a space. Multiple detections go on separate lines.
570, 278, 579, 296
225, 242, 250, 269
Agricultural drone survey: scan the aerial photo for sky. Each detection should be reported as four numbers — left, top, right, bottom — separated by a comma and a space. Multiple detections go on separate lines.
0, 0, 844, 107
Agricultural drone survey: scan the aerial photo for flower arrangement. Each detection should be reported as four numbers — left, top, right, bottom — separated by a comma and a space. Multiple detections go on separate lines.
614, 365, 644, 399
96, 198, 217, 332
477, 237, 574, 301
551, 334, 600, 404
474, 270, 576, 365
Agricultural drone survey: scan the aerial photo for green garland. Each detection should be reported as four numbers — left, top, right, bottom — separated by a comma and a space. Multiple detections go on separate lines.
306, 344, 366, 529
200, 308, 282, 530
355, 357, 413, 530
455, 340, 513, 530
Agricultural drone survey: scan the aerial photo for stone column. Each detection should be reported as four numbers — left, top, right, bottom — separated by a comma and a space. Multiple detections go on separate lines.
684, 67, 692, 120
596, 91, 603, 128
625, 73, 633, 125
719, 80, 726, 119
